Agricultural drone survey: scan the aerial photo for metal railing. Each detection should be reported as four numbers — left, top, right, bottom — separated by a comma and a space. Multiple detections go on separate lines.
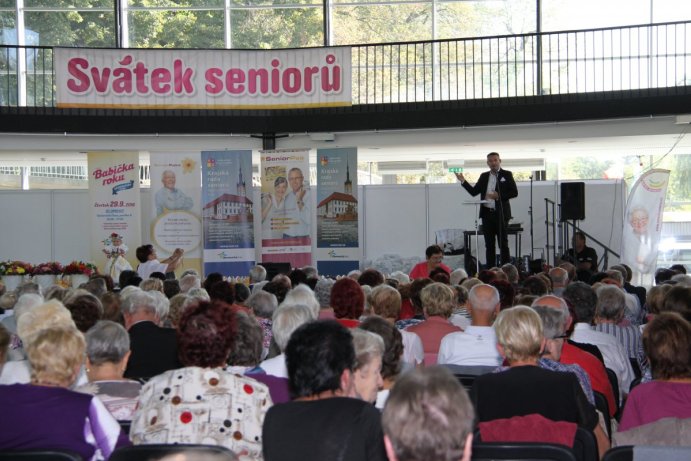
2, 20, 691, 108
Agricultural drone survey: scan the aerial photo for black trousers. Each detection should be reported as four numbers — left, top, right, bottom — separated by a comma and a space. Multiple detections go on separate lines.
481, 210, 510, 266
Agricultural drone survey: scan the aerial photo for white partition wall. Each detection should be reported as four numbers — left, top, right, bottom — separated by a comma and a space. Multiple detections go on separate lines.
0, 180, 625, 269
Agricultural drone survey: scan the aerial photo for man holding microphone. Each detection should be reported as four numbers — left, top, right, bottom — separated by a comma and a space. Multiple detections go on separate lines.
456, 152, 518, 267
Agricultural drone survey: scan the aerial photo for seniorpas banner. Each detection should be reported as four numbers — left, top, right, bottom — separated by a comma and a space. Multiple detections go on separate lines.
54, 47, 351, 110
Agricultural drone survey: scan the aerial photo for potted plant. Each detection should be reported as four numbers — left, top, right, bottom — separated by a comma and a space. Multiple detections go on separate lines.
0, 260, 34, 291
62, 260, 98, 287
31, 261, 64, 289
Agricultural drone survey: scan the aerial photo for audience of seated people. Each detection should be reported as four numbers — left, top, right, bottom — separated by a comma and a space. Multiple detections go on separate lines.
470, 306, 610, 458
1, 258, 690, 460
406, 282, 461, 365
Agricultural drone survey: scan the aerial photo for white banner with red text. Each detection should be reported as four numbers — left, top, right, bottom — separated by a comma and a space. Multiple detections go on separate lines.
55, 47, 351, 110
87, 152, 141, 281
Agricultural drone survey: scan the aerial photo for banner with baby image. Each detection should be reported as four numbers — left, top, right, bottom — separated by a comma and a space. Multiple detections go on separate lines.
88, 151, 141, 282
260, 149, 312, 268
316, 147, 360, 276
201, 150, 255, 277
621, 169, 670, 275
150, 153, 202, 276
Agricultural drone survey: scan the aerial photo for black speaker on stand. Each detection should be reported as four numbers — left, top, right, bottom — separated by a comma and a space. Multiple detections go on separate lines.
560, 182, 585, 221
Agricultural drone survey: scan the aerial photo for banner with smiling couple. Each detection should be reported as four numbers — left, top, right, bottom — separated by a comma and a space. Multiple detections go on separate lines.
316, 147, 360, 276
260, 149, 312, 269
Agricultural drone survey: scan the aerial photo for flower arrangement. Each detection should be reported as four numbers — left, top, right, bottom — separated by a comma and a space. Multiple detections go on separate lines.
63, 260, 99, 276
0, 260, 33, 276
31, 261, 64, 275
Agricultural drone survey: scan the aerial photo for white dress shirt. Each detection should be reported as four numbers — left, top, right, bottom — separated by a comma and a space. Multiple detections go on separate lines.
571, 322, 635, 399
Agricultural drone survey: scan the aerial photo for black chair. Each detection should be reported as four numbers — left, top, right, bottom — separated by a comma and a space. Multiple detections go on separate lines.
118, 420, 131, 437
109, 444, 237, 461
605, 368, 620, 417
0, 450, 83, 461
472, 442, 577, 461
441, 364, 495, 392
629, 358, 642, 381
474, 426, 596, 461
602, 446, 633, 461
571, 427, 598, 461
593, 391, 612, 439
602, 445, 691, 461
628, 377, 642, 392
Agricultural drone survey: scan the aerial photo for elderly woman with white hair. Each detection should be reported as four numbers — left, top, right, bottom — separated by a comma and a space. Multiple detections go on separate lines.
282, 284, 320, 319
594, 284, 649, 377
75, 320, 141, 421
259, 304, 315, 378
0, 292, 44, 362
471, 306, 609, 457
0, 326, 129, 459
246, 290, 279, 358
0, 299, 82, 385
351, 329, 384, 404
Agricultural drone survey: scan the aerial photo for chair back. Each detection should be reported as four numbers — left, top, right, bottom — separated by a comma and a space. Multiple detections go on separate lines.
572, 427, 598, 461
602, 446, 633, 461
605, 368, 620, 415
0, 450, 83, 461
109, 444, 237, 461
441, 364, 495, 392
604, 445, 691, 461
593, 391, 612, 439
471, 442, 577, 461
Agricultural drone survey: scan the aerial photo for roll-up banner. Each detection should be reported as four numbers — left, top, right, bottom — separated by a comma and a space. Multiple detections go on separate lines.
201, 150, 256, 277
260, 149, 312, 269
316, 148, 360, 276
149, 153, 202, 276
55, 47, 351, 110
87, 152, 141, 281
620, 169, 670, 275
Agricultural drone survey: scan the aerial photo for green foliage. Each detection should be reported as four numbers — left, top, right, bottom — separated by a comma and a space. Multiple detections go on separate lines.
669, 154, 691, 204
560, 156, 613, 180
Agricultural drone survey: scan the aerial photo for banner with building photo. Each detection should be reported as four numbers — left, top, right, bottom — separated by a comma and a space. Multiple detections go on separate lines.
621, 168, 670, 275
316, 147, 360, 276
260, 149, 312, 269
201, 150, 255, 277
149, 153, 202, 276
87, 152, 141, 281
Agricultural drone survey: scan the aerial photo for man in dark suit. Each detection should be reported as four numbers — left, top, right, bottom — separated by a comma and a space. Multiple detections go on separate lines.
456, 152, 518, 267
122, 289, 181, 380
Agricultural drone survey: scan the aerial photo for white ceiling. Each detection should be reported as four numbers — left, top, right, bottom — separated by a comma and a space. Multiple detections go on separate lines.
0, 114, 690, 166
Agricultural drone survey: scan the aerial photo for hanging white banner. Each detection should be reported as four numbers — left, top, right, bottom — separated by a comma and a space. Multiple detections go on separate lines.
55, 47, 351, 110
620, 169, 670, 274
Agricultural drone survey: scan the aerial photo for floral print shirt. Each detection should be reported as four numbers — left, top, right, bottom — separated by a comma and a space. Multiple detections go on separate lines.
131, 366, 273, 461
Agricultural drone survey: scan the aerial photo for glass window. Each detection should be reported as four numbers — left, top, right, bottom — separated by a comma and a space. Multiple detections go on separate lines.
652, 0, 691, 23
542, 0, 649, 32
230, 7, 323, 48
128, 9, 225, 48
332, 3, 433, 45
436, 0, 536, 40
0, 11, 16, 45
129, 0, 225, 6
24, 10, 115, 47
25, 0, 113, 6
